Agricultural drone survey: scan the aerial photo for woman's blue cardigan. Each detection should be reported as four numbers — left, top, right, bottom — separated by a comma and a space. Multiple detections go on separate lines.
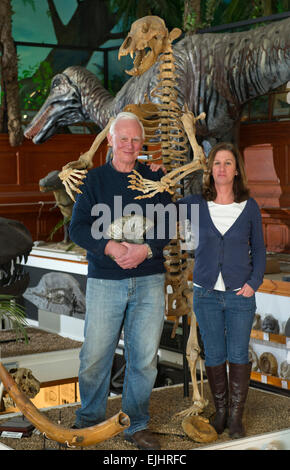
177, 195, 266, 292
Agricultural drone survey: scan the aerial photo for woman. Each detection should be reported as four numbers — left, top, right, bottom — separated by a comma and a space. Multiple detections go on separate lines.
178, 142, 266, 439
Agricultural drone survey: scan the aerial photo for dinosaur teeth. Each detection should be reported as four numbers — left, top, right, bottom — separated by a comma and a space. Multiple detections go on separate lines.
7, 271, 17, 286
2, 262, 12, 276
0, 271, 10, 286
0, 257, 28, 287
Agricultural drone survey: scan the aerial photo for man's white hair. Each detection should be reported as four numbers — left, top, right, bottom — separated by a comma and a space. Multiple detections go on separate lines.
109, 112, 145, 139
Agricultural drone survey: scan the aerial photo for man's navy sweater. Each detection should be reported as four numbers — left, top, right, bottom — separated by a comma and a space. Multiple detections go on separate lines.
69, 161, 173, 280
177, 194, 266, 292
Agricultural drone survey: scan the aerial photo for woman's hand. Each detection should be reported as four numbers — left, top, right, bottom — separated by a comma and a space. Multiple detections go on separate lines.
236, 283, 255, 297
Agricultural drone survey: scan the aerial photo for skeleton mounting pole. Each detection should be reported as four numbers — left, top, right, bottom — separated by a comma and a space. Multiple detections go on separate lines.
0, 362, 129, 447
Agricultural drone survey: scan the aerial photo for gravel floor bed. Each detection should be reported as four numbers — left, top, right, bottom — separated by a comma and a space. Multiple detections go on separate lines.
0, 383, 289, 450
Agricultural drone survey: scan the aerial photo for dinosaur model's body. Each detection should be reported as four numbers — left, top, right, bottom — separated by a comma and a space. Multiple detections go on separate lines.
39, 170, 75, 242
25, 17, 290, 147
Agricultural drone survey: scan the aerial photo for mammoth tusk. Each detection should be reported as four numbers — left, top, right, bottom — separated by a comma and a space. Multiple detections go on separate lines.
0, 362, 130, 447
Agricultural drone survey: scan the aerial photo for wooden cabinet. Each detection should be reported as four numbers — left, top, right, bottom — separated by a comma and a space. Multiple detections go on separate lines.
240, 121, 290, 253
0, 134, 108, 241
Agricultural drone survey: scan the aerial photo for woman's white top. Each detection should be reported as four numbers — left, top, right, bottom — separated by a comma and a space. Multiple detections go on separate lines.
195, 200, 247, 291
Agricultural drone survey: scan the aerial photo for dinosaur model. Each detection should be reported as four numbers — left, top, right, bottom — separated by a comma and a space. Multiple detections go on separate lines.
24, 15, 290, 152
0, 217, 33, 296
39, 170, 75, 242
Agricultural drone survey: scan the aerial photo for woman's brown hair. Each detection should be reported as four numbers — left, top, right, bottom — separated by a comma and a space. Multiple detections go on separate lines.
202, 142, 250, 203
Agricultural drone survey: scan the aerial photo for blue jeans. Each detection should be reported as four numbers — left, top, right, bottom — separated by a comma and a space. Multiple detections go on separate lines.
75, 273, 165, 435
193, 286, 256, 367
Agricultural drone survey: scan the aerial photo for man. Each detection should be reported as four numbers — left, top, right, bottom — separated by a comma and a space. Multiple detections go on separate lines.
69, 112, 172, 450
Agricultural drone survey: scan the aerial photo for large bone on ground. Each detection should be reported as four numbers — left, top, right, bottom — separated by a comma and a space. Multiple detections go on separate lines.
0, 362, 129, 447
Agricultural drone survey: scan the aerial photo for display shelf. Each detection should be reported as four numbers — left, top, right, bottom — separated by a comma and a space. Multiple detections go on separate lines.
1, 348, 81, 383
258, 278, 290, 297
250, 329, 290, 347
25, 245, 88, 275
251, 288, 290, 393
250, 370, 290, 391
201, 427, 290, 450
0, 442, 12, 450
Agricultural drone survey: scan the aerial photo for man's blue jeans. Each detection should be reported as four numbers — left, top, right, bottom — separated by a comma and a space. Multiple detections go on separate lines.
75, 273, 165, 435
193, 286, 256, 367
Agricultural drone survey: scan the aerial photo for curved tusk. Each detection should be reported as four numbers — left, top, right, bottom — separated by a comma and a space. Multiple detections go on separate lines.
0, 362, 130, 447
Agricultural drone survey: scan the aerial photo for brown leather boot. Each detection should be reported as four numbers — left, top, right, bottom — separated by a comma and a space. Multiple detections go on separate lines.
205, 362, 229, 434
228, 362, 252, 439
125, 429, 161, 450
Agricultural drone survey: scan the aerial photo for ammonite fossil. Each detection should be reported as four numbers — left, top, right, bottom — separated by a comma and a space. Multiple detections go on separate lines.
284, 317, 290, 337
248, 345, 259, 371
259, 352, 278, 376
280, 360, 290, 380
182, 415, 217, 443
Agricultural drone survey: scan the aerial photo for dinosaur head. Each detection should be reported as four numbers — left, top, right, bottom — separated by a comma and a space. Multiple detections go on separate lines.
0, 217, 33, 296
39, 170, 65, 193
118, 16, 181, 76
24, 71, 86, 144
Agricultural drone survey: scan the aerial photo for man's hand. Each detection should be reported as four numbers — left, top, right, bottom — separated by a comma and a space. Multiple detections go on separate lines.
236, 283, 255, 297
104, 240, 128, 259
116, 242, 148, 269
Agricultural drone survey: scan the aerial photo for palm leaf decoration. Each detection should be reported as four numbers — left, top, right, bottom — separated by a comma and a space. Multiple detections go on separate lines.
0, 295, 28, 343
